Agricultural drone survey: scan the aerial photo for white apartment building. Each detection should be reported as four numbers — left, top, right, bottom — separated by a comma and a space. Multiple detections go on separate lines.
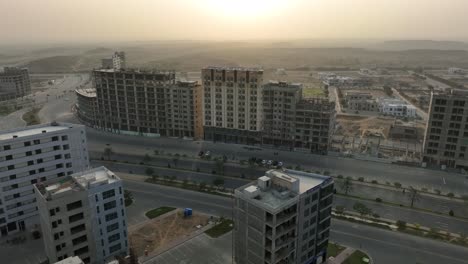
35, 166, 128, 264
234, 169, 334, 264
378, 98, 417, 118
202, 66, 264, 144
0, 122, 89, 237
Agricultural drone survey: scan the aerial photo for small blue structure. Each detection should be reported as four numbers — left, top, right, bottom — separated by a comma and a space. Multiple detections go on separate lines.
184, 208, 193, 217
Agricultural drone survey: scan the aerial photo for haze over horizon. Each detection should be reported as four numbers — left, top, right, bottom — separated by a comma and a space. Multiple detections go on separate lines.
1, 0, 468, 45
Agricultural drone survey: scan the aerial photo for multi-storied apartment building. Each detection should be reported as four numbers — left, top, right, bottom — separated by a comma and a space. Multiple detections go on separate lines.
101, 52, 126, 70
35, 167, 128, 264
0, 67, 31, 101
75, 88, 97, 128
93, 69, 203, 138
263, 81, 336, 153
202, 66, 264, 144
234, 169, 334, 264
0, 122, 89, 237
423, 89, 468, 169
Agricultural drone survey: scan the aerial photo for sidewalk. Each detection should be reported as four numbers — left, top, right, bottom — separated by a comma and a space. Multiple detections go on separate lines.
328, 247, 356, 263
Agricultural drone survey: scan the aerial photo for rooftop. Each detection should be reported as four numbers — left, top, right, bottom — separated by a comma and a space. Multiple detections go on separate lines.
203, 66, 263, 72
73, 166, 120, 190
75, 88, 96, 98
0, 122, 81, 141
53, 256, 84, 264
36, 167, 120, 199
236, 169, 332, 212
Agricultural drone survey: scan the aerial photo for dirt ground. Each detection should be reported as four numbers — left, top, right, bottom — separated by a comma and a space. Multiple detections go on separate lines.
129, 210, 210, 256
336, 114, 425, 139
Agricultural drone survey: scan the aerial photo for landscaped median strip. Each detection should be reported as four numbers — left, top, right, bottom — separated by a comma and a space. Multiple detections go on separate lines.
332, 209, 468, 248
145, 207, 176, 219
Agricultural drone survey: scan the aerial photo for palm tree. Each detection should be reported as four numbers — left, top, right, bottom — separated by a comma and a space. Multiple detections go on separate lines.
407, 186, 420, 208
338, 177, 353, 195
103, 147, 113, 160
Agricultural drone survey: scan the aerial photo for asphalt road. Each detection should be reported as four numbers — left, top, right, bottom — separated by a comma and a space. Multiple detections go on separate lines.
84, 127, 468, 196
124, 180, 468, 264
331, 219, 468, 264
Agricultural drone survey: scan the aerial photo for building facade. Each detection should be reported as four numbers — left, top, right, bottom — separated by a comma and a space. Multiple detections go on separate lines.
0, 122, 89, 237
202, 67, 264, 144
423, 89, 468, 169
234, 169, 334, 264
344, 92, 378, 112
262, 81, 335, 153
101, 52, 126, 70
377, 98, 417, 118
93, 69, 201, 138
35, 167, 128, 264
75, 88, 97, 128
0, 67, 31, 101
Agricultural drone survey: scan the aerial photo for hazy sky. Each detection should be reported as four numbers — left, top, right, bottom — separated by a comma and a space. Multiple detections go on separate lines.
1, 0, 468, 44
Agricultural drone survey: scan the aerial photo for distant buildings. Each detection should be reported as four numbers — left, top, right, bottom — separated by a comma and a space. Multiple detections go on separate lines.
0, 67, 31, 101
102, 52, 126, 70
35, 167, 128, 264
0, 122, 89, 237
344, 91, 378, 112
423, 89, 468, 169
262, 81, 335, 153
202, 66, 264, 144
448, 67, 465, 75
234, 169, 334, 264
92, 68, 203, 139
377, 98, 417, 118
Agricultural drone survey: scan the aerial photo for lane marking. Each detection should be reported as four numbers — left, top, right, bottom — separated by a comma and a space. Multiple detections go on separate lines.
443, 177, 446, 184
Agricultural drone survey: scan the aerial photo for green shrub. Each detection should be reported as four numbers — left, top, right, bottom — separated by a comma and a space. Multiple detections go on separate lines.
375, 198, 382, 203
358, 177, 364, 182
396, 220, 406, 230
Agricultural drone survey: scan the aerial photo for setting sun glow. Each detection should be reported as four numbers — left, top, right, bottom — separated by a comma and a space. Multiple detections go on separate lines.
203, 0, 286, 19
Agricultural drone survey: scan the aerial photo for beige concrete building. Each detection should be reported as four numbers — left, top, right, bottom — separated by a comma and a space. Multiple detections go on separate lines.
75, 88, 97, 128
202, 66, 264, 144
262, 81, 336, 154
0, 67, 31, 101
93, 69, 201, 138
234, 169, 334, 264
423, 89, 468, 169
35, 167, 128, 264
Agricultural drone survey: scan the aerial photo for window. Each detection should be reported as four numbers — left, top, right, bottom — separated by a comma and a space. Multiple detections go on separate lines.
109, 243, 121, 253
69, 212, 84, 223
70, 224, 86, 235
72, 235, 87, 246
105, 212, 118, 222
104, 200, 116, 211
108, 233, 120, 243
74, 246, 89, 255
67, 200, 82, 211
61, 135, 68, 141
107, 223, 119, 232
102, 189, 115, 200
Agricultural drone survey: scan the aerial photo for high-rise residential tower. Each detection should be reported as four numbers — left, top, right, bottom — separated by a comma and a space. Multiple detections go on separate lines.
234, 169, 334, 264
202, 66, 264, 144
0, 122, 89, 237
35, 167, 128, 264
262, 81, 335, 153
423, 89, 468, 169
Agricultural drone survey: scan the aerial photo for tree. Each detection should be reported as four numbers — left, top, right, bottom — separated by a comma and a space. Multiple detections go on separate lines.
103, 147, 113, 160
407, 186, 420, 208
124, 190, 133, 207
353, 202, 372, 217
213, 177, 225, 187
143, 154, 152, 163
172, 157, 179, 167
215, 159, 225, 175
338, 177, 353, 195
199, 182, 207, 190
145, 167, 154, 176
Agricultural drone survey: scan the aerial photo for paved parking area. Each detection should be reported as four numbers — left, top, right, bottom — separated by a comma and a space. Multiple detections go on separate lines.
143, 232, 232, 264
